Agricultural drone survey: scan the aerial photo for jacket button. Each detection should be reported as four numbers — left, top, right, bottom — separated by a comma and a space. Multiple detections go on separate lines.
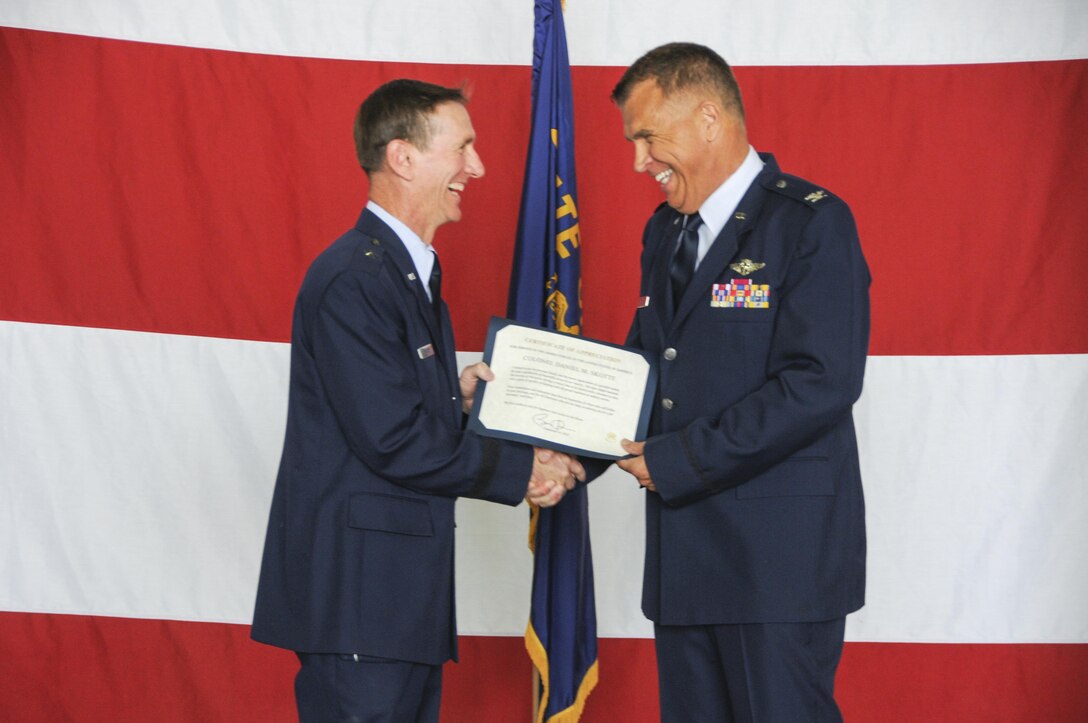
661, 398, 674, 411
663, 347, 677, 361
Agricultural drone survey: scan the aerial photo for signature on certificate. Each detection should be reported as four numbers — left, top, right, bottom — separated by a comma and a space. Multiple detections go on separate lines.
532, 412, 571, 434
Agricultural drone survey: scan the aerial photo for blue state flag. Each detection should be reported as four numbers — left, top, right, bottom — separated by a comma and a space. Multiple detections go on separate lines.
510, 2, 598, 721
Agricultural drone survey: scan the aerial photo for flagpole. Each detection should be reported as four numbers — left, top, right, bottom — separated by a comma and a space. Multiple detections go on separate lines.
533, 666, 541, 721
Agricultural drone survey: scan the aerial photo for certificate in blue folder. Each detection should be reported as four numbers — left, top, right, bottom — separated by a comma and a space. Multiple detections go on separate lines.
467, 317, 657, 460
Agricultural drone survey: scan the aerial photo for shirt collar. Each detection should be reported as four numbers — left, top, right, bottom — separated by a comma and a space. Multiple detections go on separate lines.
697, 145, 764, 240
367, 200, 437, 299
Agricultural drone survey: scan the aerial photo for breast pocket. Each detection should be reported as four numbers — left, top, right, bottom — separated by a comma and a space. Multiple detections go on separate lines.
711, 306, 774, 324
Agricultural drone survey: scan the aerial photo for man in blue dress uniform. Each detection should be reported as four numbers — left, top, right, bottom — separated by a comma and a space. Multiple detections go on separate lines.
251, 79, 581, 722
611, 43, 871, 722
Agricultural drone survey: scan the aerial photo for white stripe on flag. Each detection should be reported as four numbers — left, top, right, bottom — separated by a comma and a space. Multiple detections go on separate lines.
0, 321, 284, 624
2, 0, 1086, 66
851, 354, 1088, 643
2, 321, 1086, 643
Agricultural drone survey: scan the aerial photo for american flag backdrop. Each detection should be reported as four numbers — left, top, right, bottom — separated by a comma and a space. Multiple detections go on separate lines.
2, 1, 1087, 720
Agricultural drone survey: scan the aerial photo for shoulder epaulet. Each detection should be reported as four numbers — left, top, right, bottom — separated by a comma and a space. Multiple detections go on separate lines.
763, 173, 841, 208
354, 235, 387, 274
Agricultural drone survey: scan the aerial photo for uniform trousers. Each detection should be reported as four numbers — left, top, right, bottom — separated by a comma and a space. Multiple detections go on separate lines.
294, 652, 442, 723
654, 618, 846, 723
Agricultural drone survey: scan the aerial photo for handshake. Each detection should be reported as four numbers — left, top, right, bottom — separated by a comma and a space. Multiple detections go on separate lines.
526, 447, 585, 507
459, 361, 585, 508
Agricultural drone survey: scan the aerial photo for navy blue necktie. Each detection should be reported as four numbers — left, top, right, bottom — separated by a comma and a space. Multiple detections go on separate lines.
428, 254, 442, 310
669, 213, 703, 311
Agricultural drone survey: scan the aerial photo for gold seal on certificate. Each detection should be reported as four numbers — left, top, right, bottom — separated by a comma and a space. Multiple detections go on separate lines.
467, 317, 656, 459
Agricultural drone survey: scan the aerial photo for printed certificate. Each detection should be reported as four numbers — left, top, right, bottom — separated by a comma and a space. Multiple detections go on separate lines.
467, 317, 656, 459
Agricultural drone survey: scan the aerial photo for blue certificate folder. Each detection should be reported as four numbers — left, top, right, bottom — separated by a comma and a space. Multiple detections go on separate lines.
466, 317, 658, 460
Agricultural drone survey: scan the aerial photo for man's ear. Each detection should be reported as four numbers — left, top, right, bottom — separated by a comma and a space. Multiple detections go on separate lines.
385, 139, 414, 180
699, 100, 722, 143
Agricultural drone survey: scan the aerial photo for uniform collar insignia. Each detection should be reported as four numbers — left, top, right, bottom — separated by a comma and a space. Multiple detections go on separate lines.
729, 259, 765, 276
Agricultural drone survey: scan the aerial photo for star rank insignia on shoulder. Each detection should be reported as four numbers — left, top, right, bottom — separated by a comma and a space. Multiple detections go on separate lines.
729, 259, 765, 276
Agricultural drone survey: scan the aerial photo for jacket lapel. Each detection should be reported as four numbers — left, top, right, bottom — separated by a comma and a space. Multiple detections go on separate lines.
669, 164, 774, 329
356, 208, 458, 424
650, 219, 678, 334
672, 222, 739, 326
437, 301, 458, 381
356, 209, 444, 346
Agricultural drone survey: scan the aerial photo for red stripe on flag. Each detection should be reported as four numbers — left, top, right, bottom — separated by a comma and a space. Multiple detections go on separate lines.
838, 641, 1088, 721
0, 612, 297, 721
2, 28, 1086, 354
1, 613, 1086, 721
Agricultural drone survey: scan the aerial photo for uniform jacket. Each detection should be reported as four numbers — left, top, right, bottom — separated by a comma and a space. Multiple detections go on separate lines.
251, 207, 532, 664
631, 154, 870, 625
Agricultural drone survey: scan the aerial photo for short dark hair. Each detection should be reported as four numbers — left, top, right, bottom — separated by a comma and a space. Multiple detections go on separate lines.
611, 42, 745, 120
353, 79, 467, 174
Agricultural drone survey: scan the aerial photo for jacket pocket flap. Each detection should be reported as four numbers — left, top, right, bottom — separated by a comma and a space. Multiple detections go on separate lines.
348, 493, 434, 536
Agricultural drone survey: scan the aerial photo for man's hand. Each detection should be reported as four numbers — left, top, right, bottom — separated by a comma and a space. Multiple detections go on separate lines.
458, 362, 495, 414
527, 447, 586, 507
616, 439, 656, 492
